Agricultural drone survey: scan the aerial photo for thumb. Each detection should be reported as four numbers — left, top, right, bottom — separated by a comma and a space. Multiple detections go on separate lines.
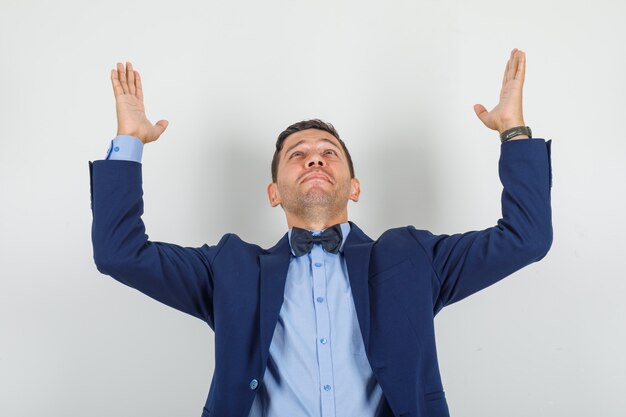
154, 119, 169, 136
473, 104, 489, 125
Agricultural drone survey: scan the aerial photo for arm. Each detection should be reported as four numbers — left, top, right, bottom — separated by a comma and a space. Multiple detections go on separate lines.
89, 158, 226, 326
89, 62, 222, 326
414, 49, 553, 314
411, 138, 552, 315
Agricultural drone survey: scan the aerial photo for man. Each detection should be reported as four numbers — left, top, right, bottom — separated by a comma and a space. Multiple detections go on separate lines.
89, 48, 552, 417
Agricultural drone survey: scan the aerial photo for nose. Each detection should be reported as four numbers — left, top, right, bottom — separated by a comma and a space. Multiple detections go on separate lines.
306, 153, 325, 168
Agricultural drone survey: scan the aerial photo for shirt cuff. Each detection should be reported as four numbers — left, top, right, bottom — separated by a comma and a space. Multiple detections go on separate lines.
105, 135, 144, 162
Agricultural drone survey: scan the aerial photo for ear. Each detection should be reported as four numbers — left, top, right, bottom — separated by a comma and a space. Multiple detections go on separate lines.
349, 178, 360, 202
267, 182, 282, 207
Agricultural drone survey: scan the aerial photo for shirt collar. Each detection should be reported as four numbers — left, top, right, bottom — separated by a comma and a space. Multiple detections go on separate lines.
287, 222, 351, 256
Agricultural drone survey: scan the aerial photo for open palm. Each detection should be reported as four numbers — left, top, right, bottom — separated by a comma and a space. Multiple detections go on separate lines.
474, 48, 526, 134
111, 62, 168, 144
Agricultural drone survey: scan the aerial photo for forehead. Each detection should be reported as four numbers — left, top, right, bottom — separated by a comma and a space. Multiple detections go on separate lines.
281, 128, 341, 151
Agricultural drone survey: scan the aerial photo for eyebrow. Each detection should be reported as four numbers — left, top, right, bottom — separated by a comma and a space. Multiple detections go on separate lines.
284, 138, 341, 156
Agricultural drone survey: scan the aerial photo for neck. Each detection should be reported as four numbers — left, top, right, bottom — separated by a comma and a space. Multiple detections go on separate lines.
285, 208, 348, 231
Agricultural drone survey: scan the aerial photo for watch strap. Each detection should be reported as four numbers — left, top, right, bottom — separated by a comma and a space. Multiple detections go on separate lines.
500, 126, 532, 143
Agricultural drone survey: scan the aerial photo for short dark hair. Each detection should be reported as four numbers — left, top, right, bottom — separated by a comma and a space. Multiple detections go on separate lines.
271, 119, 355, 182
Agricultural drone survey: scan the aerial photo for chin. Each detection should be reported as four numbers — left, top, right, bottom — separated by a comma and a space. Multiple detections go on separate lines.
301, 190, 333, 205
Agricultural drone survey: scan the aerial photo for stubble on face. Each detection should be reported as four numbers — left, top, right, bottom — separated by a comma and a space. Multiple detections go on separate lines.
278, 175, 352, 223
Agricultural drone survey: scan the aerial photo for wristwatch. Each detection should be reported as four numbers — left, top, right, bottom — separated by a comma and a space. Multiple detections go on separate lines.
500, 126, 532, 143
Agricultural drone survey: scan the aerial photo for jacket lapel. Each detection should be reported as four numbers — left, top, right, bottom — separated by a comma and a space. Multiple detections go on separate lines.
259, 234, 291, 369
343, 221, 375, 353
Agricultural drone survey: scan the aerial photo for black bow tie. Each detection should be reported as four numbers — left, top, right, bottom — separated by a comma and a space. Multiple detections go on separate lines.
290, 224, 343, 257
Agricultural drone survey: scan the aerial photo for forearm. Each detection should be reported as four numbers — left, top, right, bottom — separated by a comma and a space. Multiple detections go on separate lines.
497, 137, 553, 252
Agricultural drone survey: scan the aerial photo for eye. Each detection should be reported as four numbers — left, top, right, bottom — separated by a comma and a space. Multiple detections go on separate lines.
324, 149, 337, 155
290, 151, 303, 158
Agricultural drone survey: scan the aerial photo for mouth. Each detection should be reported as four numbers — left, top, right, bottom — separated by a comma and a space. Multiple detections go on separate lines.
301, 172, 332, 184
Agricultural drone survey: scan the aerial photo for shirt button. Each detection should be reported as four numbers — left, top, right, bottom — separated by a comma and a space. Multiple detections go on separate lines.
314, 262, 322, 267
113, 146, 120, 152
323, 384, 332, 392
316, 296, 325, 303
249, 379, 258, 390
320, 338, 327, 344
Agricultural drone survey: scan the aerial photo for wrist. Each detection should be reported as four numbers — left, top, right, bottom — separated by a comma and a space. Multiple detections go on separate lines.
498, 119, 525, 134
117, 131, 145, 144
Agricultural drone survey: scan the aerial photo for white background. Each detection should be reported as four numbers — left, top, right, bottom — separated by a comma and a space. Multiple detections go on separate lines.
1, 0, 625, 416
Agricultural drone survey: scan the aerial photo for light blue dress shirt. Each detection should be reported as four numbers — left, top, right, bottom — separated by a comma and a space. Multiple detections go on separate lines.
246, 224, 385, 417
103, 135, 386, 416
104, 135, 144, 161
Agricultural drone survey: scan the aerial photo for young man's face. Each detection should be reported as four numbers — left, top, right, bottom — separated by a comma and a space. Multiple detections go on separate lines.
267, 128, 360, 214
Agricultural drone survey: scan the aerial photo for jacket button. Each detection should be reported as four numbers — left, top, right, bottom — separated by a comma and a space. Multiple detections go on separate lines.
249, 379, 259, 390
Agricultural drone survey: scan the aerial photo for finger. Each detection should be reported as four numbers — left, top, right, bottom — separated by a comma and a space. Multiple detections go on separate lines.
117, 62, 129, 94
509, 48, 517, 67
134, 70, 144, 101
156, 120, 169, 130
154, 120, 169, 138
502, 49, 517, 88
515, 52, 526, 84
502, 55, 510, 89
506, 50, 519, 84
111, 68, 124, 97
127, 62, 136, 95
473, 103, 489, 124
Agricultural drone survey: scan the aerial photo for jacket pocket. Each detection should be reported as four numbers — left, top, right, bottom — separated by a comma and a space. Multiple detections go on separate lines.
369, 258, 412, 286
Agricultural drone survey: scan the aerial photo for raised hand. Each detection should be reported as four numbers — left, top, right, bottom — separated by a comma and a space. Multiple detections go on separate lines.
111, 62, 169, 144
474, 48, 526, 135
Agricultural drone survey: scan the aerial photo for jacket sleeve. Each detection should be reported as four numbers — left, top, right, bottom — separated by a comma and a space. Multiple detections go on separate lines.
88, 159, 228, 327
408, 138, 553, 315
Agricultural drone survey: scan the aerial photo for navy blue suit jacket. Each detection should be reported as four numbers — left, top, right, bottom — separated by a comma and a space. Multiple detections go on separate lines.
89, 138, 552, 417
